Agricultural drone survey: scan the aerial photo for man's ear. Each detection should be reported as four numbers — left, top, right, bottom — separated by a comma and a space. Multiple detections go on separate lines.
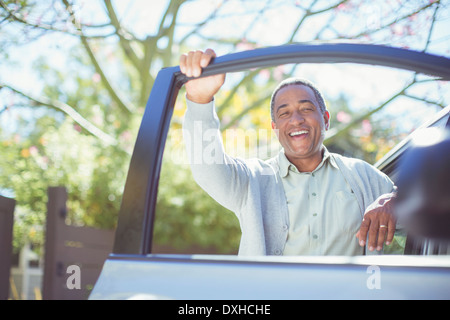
271, 121, 279, 138
324, 110, 330, 130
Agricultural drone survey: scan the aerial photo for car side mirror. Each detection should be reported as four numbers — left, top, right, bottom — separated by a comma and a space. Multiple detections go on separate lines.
395, 127, 450, 240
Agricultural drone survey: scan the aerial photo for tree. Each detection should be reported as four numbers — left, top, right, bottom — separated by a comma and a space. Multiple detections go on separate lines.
0, 0, 448, 253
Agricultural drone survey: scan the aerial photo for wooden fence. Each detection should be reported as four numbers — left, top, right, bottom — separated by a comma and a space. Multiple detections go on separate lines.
42, 187, 115, 300
0, 195, 15, 300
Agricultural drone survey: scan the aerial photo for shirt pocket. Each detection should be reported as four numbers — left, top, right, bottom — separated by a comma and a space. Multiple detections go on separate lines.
333, 190, 362, 234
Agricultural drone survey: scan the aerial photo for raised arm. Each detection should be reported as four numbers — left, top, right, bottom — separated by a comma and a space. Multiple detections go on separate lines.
180, 49, 251, 213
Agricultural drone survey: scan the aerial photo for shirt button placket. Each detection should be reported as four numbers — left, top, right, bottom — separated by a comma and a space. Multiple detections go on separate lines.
310, 174, 320, 247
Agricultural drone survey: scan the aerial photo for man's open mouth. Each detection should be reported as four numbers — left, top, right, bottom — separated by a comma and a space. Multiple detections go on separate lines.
289, 130, 308, 137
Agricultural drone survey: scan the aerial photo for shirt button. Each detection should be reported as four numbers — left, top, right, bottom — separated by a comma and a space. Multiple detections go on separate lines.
312, 192, 317, 197
282, 225, 288, 231
312, 213, 317, 217
313, 234, 318, 239
274, 249, 282, 255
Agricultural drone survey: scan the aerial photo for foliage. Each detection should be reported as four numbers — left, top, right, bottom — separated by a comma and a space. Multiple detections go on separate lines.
0, 115, 129, 251
154, 131, 241, 254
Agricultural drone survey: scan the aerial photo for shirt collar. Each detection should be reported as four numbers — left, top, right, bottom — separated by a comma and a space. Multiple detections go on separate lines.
278, 146, 338, 178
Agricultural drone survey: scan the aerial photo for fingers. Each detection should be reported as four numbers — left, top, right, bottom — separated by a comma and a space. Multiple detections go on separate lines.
189, 50, 203, 77
357, 213, 396, 252
376, 224, 388, 251
386, 220, 396, 245
356, 193, 397, 252
373, 220, 395, 251
367, 219, 380, 251
180, 48, 216, 77
179, 54, 187, 74
202, 48, 216, 67
356, 219, 369, 247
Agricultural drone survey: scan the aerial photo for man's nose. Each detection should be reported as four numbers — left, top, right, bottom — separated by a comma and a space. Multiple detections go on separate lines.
289, 111, 305, 124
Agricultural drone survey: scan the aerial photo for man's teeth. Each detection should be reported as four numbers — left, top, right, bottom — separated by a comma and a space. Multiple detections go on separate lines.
289, 130, 308, 137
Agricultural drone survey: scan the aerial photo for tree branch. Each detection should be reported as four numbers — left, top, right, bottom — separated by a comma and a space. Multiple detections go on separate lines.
422, 0, 440, 52
221, 92, 272, 131
177, 2, 221, 46
161, 1, 183, 67
288, 0, 349, 43
136, 0, 185, 105
216, 69, 260, 116
402, 93, 446, 108
349, 1, 439, 40
0, 0, 115, 38
324, 80, 416, 145
2, 84, 117, 146
62, 0, 134, 115
103, 0, 142, 71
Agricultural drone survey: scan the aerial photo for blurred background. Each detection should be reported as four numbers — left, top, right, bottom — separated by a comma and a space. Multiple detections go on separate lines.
1, 0, 449, 297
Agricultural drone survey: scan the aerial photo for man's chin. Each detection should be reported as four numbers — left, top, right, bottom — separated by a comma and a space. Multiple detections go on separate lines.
284, 143, 311, 156
283, 144, 323, 161
284, 149, 313, 160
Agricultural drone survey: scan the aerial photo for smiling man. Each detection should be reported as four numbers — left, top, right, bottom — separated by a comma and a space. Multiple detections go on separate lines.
270, 78, 330, 173
181, 49, 397, 256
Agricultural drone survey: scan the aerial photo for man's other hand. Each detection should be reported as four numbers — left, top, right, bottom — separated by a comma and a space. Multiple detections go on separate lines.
356, 192, 397, 252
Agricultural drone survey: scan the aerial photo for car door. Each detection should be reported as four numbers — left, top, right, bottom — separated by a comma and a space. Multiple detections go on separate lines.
91, 43, 450, 300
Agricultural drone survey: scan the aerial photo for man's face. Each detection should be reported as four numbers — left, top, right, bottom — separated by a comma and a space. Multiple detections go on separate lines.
271, 84, 330, 164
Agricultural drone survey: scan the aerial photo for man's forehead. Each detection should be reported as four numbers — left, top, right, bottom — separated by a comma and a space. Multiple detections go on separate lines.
275, 84, 317, 105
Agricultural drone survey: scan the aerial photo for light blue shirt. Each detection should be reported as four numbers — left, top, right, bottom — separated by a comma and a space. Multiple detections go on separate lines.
279, 149, 364, 255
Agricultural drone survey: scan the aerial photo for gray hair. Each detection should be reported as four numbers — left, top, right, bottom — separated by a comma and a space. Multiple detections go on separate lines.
270, 78, 327, 122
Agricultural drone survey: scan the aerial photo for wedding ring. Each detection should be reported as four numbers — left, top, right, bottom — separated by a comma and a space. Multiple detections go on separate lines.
379, 225, 388, 228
